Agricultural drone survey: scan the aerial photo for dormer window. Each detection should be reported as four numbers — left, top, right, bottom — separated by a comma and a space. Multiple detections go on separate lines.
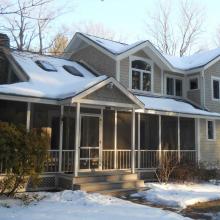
131, 58, 152, 92
35, 60, 57, 72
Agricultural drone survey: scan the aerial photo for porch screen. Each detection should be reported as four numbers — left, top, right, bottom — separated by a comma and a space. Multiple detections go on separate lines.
117, 112, 131, 149
103, 110, 114, 149
63, 106, 75, 150
180, 118, 195, 150
161, 116, 178, 150
140, 114, 159, 150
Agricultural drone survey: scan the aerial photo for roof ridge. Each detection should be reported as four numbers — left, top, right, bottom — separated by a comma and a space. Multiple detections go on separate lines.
78, 32, 128, 46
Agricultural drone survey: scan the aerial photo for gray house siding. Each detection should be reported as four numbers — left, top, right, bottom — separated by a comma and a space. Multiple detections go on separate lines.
204, 60, 220, 113
200, 119, 220, 163
83, 85, 134, 104
71, 45, 116, 78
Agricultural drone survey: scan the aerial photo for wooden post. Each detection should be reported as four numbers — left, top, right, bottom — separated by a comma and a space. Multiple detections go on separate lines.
159, 115, 162, 165
131, 108, 135, 173
74, 102, 80, 177
26, 102, 31, 131
114, 110, 117, 169
59, 105, 64, 173
177, 116, 181, 162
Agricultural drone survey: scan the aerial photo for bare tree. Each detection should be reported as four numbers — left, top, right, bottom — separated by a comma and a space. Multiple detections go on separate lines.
48, 33, 68, 55
73, 21, 127, 43
145, 0, 204, 57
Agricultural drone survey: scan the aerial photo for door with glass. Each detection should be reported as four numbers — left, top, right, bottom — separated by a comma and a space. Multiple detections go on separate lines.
79, 114, 102, 171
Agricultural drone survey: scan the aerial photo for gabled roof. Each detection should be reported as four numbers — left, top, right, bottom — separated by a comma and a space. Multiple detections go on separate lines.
65, 32, 220, 73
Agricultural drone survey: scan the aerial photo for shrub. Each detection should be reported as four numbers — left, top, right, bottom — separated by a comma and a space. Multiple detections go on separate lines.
0, 122, 49, 196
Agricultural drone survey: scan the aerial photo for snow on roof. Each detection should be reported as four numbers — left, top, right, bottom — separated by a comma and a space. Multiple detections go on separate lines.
164, 48, 220, 71
81, 33, 146, 55
0, 51, 107, 99
137, 95, 220, 117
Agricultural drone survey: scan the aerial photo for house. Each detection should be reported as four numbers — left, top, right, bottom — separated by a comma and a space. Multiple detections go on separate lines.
1, 32, 220, 191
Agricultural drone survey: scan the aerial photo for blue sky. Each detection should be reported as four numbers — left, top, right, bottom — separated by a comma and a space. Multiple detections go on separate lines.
53, 0, 220, 49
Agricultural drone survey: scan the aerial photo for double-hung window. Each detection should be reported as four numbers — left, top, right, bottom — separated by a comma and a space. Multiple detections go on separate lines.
212, 77, 220, 100
207, 120, 216, 140
131, 59, 152, 92
166, 76, 183, 97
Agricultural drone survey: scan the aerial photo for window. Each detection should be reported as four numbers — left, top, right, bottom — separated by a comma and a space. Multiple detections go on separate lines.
166, 77, 183, 96
63, 65, 84, 77
213, 79, 220, 99
189, 77, 198, 90
207, 120, 215, 140
35, 60, 57, 72
131, 59, 152, 92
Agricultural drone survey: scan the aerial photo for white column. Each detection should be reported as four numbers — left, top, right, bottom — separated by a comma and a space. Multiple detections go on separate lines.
114, 110, 117, 169
196, 118, 200, 164
159, 115, 162, 165
26, 102, 31, 131
138, 113, 141, 169
177, 116, 181, 162
74, 102, 80, 177
131, 108, 135, 173
58, 105, 64, 173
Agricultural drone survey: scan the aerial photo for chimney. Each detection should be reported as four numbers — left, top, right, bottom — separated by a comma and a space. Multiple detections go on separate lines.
0, 33, 10, 48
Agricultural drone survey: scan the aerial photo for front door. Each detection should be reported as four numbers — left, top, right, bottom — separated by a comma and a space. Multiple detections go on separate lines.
79, 114, 102, 171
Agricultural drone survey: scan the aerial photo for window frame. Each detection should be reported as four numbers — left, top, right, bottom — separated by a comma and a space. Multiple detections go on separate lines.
211, 76, 220, 101
189, 76, 199, 90
129, 55, 154, 93
164, 74, 183, 97
206, 119, 216, 141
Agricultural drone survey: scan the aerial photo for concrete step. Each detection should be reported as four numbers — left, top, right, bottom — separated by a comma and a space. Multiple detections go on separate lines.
97, 187, 148, 197
74, 173, 138, 184
74, 180, 145, 192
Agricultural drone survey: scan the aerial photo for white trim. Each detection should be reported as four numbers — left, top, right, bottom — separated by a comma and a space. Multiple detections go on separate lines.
58, 105, 64, 173
74, 102, 80, 177
131, 108, 135, 173
177, 116, 180, 162
188, 75, 200, 90
195, 118, 201, 163
129, 55, 153, 94
26, 102, 31, 131
137, 113, 141, 169
206, 119, 216, 141
164, 73, 184, 98
211, 76, 220, 101
114, 110, 117, 169
161, 69, 164, 95
159, 115, 162, 165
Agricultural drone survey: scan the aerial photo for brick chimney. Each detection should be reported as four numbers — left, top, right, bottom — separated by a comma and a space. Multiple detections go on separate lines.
0, 33, 10, 48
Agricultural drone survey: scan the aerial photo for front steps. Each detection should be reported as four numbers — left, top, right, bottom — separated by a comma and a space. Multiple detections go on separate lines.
72, 173, 146, 196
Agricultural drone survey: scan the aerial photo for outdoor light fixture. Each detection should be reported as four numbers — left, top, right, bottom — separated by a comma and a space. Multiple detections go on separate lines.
107, 82, 114, 89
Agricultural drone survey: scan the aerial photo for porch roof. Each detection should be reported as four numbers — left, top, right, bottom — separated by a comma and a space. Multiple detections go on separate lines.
137, 95, 220, 118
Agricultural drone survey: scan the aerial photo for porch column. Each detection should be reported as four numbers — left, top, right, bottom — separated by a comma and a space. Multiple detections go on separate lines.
195, 118, 200, 164
177, 116, 181, 162
26, 102, 31, 132
137, 113, 141, 169
131, 108, 135, 173
74, 102, 80, 177
114, 110, 117, 169
159, 115, 162, 165
58, 105, 64, 173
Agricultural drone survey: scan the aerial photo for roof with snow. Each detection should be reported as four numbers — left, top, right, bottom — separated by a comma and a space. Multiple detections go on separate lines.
137, 95, 220, 117
0, 51, 107, 100
73, 33, 220, 72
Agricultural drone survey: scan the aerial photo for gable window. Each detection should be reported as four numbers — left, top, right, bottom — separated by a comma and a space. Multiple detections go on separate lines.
131, 59, 152, 92
207, 120, 215, 140
166, 77, 182, 97
213, 78, 220, 100
189, 77, 198, 90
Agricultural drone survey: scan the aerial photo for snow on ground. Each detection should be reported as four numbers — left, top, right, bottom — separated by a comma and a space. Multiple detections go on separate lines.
132, 183, 220, 209
0, 190, 191, 220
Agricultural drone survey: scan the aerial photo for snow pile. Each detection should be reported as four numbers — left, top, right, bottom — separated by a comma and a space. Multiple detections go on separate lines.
0, 190, 191, 220
133, 183, 220, 209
